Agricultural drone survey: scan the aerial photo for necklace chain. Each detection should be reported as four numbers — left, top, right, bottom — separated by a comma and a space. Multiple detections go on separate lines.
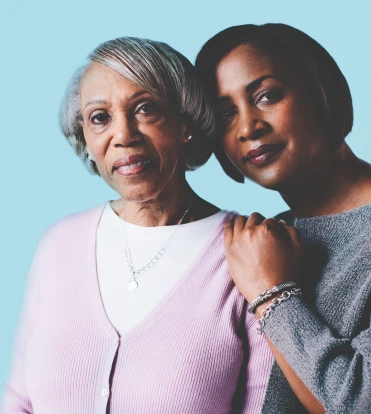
121, 196, 193, 291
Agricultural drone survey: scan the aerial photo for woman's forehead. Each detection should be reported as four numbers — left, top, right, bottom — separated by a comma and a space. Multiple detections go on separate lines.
80, 63, 146, 105
215, 44, 300, 97
81, 63, 125, 91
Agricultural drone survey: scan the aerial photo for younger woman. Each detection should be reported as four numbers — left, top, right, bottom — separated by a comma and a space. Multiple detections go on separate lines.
196, 24, 371, 413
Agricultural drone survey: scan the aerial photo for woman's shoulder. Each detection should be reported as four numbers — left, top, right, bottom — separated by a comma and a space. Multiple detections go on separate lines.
39, 202, 107, 246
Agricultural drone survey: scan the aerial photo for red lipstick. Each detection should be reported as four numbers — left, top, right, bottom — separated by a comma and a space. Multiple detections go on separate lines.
244, 144, 285, 168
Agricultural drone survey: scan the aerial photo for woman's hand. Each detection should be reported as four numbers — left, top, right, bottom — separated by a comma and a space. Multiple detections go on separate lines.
224, 212, 304, 304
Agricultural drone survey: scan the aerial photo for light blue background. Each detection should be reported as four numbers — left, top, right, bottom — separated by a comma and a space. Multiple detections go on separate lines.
1, 0, 370, 389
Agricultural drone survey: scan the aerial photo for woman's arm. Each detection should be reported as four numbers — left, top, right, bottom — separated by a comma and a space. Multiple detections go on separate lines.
265, 337, 325, 413
224, 214, 371, 413
262, 294, 371, 413
237, 312, 319, 414
0, 234, 46, 414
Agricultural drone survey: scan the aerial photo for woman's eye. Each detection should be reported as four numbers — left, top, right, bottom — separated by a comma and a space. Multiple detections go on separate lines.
90, 112, 110, 125
256, 89, 283, 104
137, 103, 156, 114
221, 108, 237, 121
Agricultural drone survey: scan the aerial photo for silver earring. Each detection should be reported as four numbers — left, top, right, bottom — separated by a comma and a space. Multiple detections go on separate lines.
188, 135, 192, 140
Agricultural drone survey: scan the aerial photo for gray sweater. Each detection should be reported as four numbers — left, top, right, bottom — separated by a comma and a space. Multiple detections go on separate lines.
261, 204, 371, 414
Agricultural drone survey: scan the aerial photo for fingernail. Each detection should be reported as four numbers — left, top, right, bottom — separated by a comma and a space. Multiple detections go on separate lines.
279, 219, 288, 224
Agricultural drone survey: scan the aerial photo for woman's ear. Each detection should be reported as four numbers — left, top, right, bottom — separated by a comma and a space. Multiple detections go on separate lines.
214, 140, 245, 183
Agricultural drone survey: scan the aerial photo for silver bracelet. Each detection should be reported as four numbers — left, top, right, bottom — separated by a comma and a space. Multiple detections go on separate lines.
248, 281, 297, 314
257, 287, 302, 335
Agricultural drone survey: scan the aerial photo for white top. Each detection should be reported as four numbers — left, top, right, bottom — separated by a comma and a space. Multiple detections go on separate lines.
97, 202, 228, 335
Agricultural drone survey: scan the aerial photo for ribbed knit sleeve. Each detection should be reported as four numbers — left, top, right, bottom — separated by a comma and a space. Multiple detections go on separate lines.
263, 294, 371, 413
0, 232, 47, 414
240, 318, 273, 413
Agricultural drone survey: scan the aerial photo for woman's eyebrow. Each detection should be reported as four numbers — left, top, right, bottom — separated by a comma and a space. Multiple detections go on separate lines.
84, 91, 154, 110
245, 74, 277, 92
84, 99, 108, 110
217, 75, 278, 104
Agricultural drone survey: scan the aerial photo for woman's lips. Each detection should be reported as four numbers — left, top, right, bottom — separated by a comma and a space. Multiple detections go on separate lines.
116, 160, 152, 176
112, 155, 154, 176
244, 144, 285, 168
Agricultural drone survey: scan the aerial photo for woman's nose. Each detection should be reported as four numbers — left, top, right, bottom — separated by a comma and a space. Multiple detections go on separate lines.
237, 109, 269, 142
112, 114, 142, 147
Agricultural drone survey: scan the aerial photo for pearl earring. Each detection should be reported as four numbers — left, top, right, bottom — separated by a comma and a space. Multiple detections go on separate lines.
188, 135, 192, 140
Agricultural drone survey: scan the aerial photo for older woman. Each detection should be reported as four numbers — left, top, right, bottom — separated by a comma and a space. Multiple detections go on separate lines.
1, 37, 273, 414
196, 24, 371, 413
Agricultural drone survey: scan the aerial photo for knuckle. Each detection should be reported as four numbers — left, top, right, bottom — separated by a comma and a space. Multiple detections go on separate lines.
234, 216, 245, 224
249, 212, 262, 219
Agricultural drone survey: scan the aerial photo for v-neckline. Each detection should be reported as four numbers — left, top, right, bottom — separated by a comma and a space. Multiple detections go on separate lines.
87, 203, 235, 345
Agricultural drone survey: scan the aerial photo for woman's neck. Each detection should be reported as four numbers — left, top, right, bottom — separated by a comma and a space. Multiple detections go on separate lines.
280, 144, 371, 218
111, 183, 220, 227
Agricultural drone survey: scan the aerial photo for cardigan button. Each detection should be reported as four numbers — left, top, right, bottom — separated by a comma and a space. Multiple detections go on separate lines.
101, 389, 109, 397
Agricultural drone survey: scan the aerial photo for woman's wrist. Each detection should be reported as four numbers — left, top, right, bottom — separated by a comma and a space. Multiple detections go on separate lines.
242, 277, 293, 304
254, 288, 303, 335
254, 292, 282, 315
248, 281, 297, 314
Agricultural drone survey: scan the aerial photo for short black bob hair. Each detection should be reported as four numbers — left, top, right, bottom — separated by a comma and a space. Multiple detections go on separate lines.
195, 23, 353, 183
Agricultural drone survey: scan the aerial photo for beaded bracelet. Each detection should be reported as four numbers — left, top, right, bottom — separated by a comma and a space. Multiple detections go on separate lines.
257, 287, 302, 335
248, 281, 297, 314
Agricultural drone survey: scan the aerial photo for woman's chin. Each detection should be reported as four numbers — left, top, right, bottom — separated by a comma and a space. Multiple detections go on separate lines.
245, 167, 288, 191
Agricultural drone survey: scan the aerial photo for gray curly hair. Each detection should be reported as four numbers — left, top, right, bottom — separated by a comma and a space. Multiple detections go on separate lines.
59, 37, 215, 174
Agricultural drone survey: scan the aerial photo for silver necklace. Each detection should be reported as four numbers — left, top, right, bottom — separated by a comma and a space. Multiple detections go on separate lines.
122, 197, 193, 291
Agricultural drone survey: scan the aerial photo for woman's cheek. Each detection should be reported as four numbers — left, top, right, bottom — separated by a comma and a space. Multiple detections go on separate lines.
222, 133, 237, 164
270, 99, 300, 134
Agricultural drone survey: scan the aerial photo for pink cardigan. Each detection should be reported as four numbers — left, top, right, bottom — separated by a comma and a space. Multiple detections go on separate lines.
1, 204, 273, 414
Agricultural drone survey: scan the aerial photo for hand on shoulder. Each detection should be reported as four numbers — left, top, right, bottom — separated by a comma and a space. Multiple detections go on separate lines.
224, 212, 304, 303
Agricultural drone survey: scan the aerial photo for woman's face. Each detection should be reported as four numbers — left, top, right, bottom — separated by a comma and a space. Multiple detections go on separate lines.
80, 63, 189, 202
214, 44, 331, 191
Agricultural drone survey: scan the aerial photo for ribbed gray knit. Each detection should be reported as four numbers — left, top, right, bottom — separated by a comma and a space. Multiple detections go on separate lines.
262, 204, 371, 414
